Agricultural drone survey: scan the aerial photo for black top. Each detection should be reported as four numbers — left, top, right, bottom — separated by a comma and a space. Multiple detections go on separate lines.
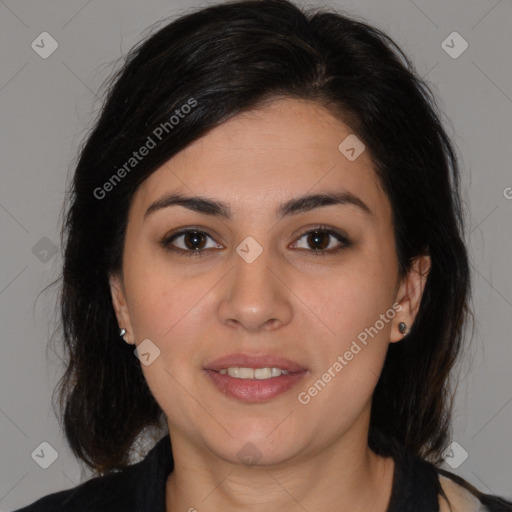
14, 434, 512, 512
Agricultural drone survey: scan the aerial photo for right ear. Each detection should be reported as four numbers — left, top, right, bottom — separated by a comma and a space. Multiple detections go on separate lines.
109, 272, 135, 345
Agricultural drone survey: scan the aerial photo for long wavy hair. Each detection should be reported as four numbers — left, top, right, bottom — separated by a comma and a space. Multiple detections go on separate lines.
49, 0, 471, 478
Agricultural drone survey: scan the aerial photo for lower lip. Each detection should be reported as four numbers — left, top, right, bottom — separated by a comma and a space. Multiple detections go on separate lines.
204, 369, 307, 402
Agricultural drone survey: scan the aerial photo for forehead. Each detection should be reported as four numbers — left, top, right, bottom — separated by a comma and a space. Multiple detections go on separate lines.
131, 98, 390, 222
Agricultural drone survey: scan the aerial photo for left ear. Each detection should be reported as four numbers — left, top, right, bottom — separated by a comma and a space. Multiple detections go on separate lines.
390, 254, 431, 343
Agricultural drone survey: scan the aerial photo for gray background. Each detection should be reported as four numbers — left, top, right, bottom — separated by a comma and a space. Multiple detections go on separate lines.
1, 0, 511, 510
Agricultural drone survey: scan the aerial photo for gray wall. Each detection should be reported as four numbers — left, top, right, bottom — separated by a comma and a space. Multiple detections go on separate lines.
1, 0, 511, 510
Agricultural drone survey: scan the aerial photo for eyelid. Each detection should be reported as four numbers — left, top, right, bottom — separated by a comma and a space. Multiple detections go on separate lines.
161, 224, 225, 244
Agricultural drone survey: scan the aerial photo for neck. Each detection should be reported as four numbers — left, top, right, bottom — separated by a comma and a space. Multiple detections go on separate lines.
165, 420, 395, 512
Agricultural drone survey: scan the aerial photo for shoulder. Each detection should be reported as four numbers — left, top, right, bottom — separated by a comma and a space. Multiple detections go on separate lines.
374, 431, 512, 512
438, 473, 512, 512
13, 433, 173, 512
438, 474, 486, 512
12, 467, 140, 512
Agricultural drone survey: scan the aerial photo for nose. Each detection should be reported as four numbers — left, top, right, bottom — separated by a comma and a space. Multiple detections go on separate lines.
217, 242, 293, 333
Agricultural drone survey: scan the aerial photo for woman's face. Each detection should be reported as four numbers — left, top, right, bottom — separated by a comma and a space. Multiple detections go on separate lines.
110, 97, 428, 467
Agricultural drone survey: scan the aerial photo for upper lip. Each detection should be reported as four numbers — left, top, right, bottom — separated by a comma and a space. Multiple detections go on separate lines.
204, 353, 307, 373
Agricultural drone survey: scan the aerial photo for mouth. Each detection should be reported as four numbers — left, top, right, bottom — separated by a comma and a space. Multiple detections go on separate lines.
203, 353, 308, 402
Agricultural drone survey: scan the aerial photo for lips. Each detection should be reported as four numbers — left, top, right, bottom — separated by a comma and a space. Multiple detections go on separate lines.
205, 368, 307, 402
204, 352, 307, 373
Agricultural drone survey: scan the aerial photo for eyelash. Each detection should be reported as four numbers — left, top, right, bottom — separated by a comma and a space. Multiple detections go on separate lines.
160, 225, 352, 258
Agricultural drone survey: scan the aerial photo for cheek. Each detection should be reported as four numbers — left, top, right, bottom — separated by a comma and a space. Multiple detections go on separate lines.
296, 277, 395, 426
123, 267, 211, 412
296, 246, 397, 405
129, 277, 207, 345
122, 259, 227, 393
310, 250, 396, 343
122, 249, 200, 346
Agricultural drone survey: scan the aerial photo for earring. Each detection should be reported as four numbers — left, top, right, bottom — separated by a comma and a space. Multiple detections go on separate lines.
119, 328, 128, 343
398, 322, 407, 334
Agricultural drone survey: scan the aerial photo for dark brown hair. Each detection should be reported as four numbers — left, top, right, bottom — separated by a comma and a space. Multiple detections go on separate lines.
50, 0, 471, 478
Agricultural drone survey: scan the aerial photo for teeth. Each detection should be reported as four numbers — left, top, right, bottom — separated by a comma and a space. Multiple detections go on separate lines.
218, 367, 290, 379
270, 367, 281, 377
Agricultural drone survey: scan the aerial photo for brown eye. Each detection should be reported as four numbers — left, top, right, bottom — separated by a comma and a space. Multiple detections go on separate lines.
181, 231, 208, 250
306, 231, 330, 251
161, 229, 221, 258
292, 227, 351, 255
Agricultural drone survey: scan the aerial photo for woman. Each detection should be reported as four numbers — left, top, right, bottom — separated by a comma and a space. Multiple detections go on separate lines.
15, 0, 512, 511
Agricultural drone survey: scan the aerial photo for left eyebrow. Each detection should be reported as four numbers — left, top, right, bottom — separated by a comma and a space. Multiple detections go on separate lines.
143, 191, 373, 221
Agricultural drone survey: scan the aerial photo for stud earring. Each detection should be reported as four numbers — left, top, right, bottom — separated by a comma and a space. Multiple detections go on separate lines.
119, 328, 128, 343
398, 322, 407, 334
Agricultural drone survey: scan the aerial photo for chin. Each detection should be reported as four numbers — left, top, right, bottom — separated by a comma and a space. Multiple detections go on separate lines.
204, 419, 307, 467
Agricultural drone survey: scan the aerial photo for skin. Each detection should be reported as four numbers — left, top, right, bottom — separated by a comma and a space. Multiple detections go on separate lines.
110, 97, 431, 512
